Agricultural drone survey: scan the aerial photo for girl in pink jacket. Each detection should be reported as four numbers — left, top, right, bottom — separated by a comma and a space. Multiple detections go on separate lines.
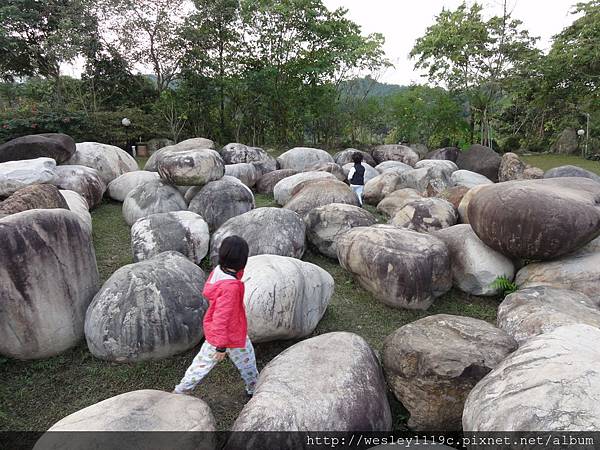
174, 236, 259, 397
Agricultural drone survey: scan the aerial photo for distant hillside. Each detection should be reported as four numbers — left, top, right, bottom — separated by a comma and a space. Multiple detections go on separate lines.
339, 76, 406, 98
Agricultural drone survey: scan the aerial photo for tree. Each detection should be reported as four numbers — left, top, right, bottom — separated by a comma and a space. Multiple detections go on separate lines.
0, 0, 97, 102
410, 1, 538, 147
96, 0, 191, 94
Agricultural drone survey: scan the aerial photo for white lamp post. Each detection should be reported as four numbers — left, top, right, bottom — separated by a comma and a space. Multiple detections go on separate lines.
578, 128, 586, 158
122, 118, 133, 156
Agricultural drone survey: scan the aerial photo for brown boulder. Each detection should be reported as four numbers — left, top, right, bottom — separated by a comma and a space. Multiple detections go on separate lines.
456, 144, 501, 182
498, 152, 543, 182
436, 186, 470, 209
255, 169, 297, 195
0, 184, 69, 215
284, 179, 359, 217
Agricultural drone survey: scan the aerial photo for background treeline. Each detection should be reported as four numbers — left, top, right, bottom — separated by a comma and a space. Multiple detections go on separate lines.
0, 0, 598, 153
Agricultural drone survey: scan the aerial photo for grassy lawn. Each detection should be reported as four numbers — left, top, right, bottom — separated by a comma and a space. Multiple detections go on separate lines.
10, 151, 595, 432
522, 153, 600, 175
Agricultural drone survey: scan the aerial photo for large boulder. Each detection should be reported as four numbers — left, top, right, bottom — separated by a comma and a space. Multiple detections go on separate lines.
390, 198, 457, 233
107, 171, 160, 202
305, 203, 377, 258
255, 169, 297, 195
450, 169, 493, 189
515, 236, 600, 302
131, 212, 210, 264
145, 139, 214, 172
342, 162, 379, 183
468, 178, 600, 260
307, 162, 346, 181
498, 286, 600, 346
187, 177, 255, 232
363, 172, 404, 205
544, 164, 600, 183
85, 252, 208, 362
463, 324, 600, 431
333, 148, 376, 166
375, 161, 414, 174
273, 171, 336, 206
372, 144, 419, 166
210, 208, 306, 265
337, 226, 451, 309
37, 390, 215, 438
0, 133, 75, 163
436, 185, 470, 210
224, 162, 260, 187
382, 314, 516, 430
433, 225, 515, 296
0, 157, 57, 197
250, 158, 278, 176
65, 142, 138, 185
0, 209, 99, 359
457, 185, 485, 224
242, 255, 334, 342
456, 144, 501, 182
414, 159, 458, 174
231, 332, 391, 435
220, 143, 269, 164
157, 149, 224, 186
276, 147, 334, 171
0, 184, 69, 215
52, 165, 106, 208
59, 190, 92, 233
498, 152, 543, 182
397, 166, 454, 196
424, 147, 460, 162
550, 128, 579, 154
122, 179, 187, 226
376, 188, 422, 217
284, 179, 358, 217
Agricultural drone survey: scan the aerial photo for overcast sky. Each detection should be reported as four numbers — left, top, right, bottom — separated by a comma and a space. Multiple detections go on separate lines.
322, 0, 580, 85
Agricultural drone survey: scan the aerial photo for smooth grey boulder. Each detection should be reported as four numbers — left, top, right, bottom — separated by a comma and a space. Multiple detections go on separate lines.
398, 166, 454, 196
231, 332, 391, 434
425, 147, 460, 162
376, 188, 422, 217
242, 255, 334, 342
456, 144, 501, 182
544, 165, 600, 183
450, 169, 493, 189
220, 143, 269, 164
131, 211, 210, 264
36, 389, 216, 449
372, 144, 419, 166
390, 198, 457, 233
255, 169, 297, 195
157, 149, 224, 186
0, 209, 99, 359
305, 203, 377, 258
374, 160, 414, 174
187, 177, 255, 231
144, 137, 216, 171
383, 314, 516, 430
0, 183, 69, 215
0, 133, 75, 163
433, 225, 515, 296
515, 236, 600, 302
0, 157, 57, 197
52, 165, 107, 208
363, 172, 404, 205
333, 148, 376, 166
342, 162, 379, 183
307, 162, 346, 181
498, 286, 600, 345
273, 171, 336, 206
463, 324, 600, 431
85, 252, 208, 362
224, 162, 260, 187
468, 178, 600, 260
337, 226, 451, 310
276, 147, 334, 172
65, 142, 138, 184
209, 208, 306, 265
59, 190, 92, 233
415, 159, 458, 174
122, 179, 187, 226
283, 179, 359, 217
107, 171, 160, 202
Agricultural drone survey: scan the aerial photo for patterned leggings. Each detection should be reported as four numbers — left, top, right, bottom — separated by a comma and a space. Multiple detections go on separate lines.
174, 336, 259, 395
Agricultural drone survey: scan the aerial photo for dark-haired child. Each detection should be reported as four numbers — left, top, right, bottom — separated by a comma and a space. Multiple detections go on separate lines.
173, 235, 259, 396
347, 152, 366, 206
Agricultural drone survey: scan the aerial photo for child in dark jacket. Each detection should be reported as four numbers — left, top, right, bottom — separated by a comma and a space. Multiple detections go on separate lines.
347, 152, 366, 206
173, 236, 259, 396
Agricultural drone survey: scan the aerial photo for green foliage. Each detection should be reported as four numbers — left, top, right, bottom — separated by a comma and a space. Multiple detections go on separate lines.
491, 275, 518, 296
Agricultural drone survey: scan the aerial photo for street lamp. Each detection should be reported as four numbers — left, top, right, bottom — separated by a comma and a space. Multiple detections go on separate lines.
122, 118, 131, 156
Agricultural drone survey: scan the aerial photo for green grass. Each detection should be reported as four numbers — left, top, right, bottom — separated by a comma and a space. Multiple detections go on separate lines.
1, 163, 500, 433
522, 154, 600, 175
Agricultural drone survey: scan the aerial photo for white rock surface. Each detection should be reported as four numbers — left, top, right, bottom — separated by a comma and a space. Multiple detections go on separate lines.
65, 142, 138, 184
277, 147, 334, 171
59, 190, 92, 233
451, 169, 493, 189
107, 171, 160, 202
0, 157, 57, 196
122, 179, 187, 226
273, 171, 336, 206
